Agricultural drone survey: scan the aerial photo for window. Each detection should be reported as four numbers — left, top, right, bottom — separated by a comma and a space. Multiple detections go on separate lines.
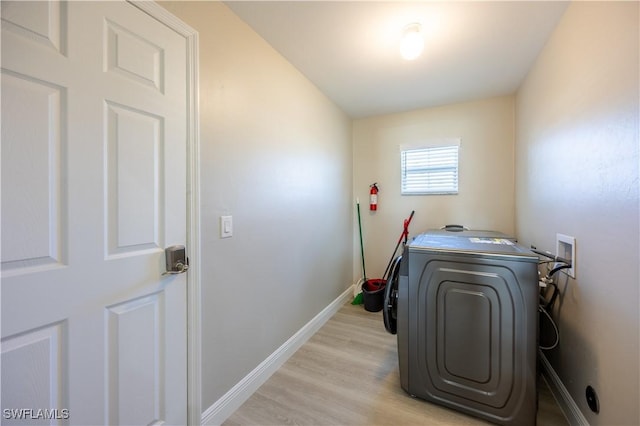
400, 141, 460, 195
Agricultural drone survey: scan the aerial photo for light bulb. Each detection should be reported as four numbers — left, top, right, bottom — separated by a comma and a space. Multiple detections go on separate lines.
400, 23, 424, 60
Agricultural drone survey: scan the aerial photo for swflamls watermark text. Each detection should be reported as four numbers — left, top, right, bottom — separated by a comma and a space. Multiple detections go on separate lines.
3, 409, 70, 420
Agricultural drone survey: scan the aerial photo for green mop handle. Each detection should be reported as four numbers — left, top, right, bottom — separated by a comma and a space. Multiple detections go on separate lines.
357, 199, 366, 280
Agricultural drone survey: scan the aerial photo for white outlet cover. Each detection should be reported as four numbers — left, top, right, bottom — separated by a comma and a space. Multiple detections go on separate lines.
556, 233, 575, 278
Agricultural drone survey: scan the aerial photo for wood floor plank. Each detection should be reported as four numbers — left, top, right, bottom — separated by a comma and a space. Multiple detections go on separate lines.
223, 302, 568, 426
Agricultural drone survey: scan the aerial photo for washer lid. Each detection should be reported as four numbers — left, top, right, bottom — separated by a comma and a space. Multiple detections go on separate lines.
410, 231, 538, 261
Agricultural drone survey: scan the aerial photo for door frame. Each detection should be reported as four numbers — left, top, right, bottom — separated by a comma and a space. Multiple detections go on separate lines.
128, 2, 201, 424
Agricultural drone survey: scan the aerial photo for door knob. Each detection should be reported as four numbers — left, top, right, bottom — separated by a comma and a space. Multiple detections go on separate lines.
162, 245, 189, 275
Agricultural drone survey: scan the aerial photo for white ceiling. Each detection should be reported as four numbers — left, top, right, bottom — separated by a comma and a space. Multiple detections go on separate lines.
225, 1, 569, 118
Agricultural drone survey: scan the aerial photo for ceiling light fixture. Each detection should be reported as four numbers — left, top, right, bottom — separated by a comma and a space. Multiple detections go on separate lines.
400, 23, 424, 61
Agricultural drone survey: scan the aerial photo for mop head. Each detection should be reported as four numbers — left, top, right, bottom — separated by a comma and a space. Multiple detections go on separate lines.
351, 278, 365, 305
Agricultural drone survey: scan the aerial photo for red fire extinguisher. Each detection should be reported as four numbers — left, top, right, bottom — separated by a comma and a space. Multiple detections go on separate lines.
369, 183, 379, 211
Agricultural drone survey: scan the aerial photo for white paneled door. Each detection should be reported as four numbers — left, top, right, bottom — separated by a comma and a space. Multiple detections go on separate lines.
1, 1, 190, 424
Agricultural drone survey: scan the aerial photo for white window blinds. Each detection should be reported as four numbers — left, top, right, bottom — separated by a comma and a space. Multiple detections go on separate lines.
401, 142, 459, 195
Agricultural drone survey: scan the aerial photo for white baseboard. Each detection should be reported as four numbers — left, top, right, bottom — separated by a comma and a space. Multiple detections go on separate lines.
201, 286, 354, 425
539, 350, 590, 426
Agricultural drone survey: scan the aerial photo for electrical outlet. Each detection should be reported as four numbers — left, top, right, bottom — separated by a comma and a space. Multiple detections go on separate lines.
556, 234, 575, 278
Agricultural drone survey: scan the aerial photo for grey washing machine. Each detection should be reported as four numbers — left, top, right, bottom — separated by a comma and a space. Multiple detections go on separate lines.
384, 229, 539, 425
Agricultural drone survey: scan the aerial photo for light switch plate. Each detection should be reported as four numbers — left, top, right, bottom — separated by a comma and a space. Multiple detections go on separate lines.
220, 215, 233, 238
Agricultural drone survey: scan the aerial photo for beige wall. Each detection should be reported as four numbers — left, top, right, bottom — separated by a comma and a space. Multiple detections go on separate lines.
160, 2, 639, 424
159, 1, 353, 411
516, 2, 639, 424
352, 96, 515, 280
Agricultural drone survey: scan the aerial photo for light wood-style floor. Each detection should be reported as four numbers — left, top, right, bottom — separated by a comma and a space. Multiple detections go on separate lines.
224, 302, 569, 426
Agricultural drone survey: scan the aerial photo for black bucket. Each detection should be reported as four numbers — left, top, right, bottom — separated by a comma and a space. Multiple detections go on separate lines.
362, 279, 386, 312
